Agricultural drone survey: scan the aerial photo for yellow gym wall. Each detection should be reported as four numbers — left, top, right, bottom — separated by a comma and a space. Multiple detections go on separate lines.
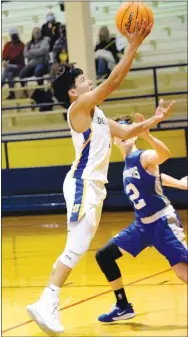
2, 143, 6, 169
3, 129, 186, 169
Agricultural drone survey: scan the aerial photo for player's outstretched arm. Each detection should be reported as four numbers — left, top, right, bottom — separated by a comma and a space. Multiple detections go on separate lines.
107, 99, 175, 141
75, 20, 152, 113
161, 174, 188, 190
108, 115, 164, 140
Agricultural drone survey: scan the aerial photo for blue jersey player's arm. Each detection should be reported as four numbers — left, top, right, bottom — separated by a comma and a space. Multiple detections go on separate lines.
136, 113, 187, 190
161, 174, 188, 190
140, 133, 171, 168
135, 110, 172, 168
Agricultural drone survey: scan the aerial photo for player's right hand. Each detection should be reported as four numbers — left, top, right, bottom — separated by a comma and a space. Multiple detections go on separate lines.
135, 113, 151, 139
124, 19, 152, 48
155, 99, 176, 121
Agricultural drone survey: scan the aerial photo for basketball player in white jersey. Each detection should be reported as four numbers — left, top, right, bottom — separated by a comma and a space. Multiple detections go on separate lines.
27, 20, 175, 334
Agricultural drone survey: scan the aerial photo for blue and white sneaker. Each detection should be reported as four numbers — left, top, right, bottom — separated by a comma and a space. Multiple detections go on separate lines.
98, 303, 135, 322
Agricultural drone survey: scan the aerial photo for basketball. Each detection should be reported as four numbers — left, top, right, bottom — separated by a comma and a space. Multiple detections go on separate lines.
116, 2, 154, 36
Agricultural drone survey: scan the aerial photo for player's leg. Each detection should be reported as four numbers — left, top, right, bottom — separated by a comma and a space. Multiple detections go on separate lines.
154, 213, 188, 283
96, 242, 135, 321
50, 215, 98, 285
96, 221, 148, 322
27, 178, 104, 333
27, 215, 98, 334
46, 178, 104, 291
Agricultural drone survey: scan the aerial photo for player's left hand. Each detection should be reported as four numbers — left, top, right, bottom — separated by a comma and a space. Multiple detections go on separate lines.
155, 99, 176, 120
135, 113, 150, 138
179, 176, 188, 190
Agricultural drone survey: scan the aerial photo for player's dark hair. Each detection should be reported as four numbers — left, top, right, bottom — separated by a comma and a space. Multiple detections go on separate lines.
51, 63, 83, 108
114, 115, 133, 124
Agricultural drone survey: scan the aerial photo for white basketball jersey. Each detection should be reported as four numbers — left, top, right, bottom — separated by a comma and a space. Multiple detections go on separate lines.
67, 103, 111, 183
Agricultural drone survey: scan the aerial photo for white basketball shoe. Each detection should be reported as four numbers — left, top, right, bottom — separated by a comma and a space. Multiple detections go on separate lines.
27, 289, 64, 335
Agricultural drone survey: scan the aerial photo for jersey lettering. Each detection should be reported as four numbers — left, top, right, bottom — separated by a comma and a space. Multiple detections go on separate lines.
97, 117, 107, 125
123, 166, 141, 179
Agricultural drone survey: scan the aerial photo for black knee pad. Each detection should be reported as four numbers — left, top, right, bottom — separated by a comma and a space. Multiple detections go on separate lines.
96, 242, 122, 282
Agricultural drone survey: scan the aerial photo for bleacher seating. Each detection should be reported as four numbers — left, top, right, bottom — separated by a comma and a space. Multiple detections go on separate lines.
2, 1, 187, 65
2, 1, 187, 133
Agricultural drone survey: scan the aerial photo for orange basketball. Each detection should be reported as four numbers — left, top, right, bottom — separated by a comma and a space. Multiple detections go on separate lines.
116, 1, 154, 36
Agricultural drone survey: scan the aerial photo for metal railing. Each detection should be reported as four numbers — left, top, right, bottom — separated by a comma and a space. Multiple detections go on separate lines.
2, 62, 188, 126
1, 118, 187, 139
2, 120, 188, 170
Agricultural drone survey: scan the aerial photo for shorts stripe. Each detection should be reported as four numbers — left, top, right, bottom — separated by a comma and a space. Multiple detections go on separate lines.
167, 223, 187, 249
70, 179, 85, 222
78, 180, 87, 220
73, 128, 92, 179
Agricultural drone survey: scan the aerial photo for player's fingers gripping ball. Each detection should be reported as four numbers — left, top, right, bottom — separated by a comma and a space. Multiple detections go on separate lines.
116, 1, 154, 35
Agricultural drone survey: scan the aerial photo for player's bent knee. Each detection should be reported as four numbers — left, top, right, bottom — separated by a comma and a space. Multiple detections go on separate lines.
96, 242, 123, 281
57, 248, 81, 269
96, 242, 122, 260
53, 217, 95, 269
54, 236, 93, 269
96, 242, 122, 265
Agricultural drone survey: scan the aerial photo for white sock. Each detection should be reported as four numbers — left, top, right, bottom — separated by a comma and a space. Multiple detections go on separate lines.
41, 284, 61, 300
48, 284, 61, 297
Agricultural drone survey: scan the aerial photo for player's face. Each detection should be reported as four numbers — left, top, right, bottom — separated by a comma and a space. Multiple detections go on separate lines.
74, 75, 93, 95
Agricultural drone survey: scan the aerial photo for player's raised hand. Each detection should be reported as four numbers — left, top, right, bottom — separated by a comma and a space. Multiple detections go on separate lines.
135, 113, 144, 123
155, 99, 176, 120
124, 19, 153, 48
135, 113, 150, 138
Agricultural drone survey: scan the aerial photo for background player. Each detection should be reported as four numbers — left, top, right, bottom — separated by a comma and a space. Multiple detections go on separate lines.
96, 106, 188, 322
26, 21, 174, 335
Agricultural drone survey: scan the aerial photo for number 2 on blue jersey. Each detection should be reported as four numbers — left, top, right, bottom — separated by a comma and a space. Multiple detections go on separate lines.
126, 183, 146, 210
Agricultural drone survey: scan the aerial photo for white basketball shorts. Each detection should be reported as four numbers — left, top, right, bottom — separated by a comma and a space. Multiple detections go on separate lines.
63, 176, 107, 229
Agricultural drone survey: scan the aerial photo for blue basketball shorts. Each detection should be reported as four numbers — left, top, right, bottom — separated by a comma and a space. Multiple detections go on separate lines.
110, 212, 188, 267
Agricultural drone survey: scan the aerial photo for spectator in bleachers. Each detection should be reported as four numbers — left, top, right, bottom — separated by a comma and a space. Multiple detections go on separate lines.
19, 27, 49, 96
2, 28, 25, 99
41, 12, 61, 52
95, 26, 124, 78
50, 25, 68, 77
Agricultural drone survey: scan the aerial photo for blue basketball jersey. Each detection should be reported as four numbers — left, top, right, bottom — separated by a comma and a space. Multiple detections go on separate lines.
123, 150, 170, 218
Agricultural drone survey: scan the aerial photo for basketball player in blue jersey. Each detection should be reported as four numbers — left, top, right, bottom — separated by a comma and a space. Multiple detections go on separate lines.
96, 108, 188, 323
27, 20, 175, 334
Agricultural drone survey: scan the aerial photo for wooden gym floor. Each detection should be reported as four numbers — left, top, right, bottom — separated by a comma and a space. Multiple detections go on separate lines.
2, 211, 188, 337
